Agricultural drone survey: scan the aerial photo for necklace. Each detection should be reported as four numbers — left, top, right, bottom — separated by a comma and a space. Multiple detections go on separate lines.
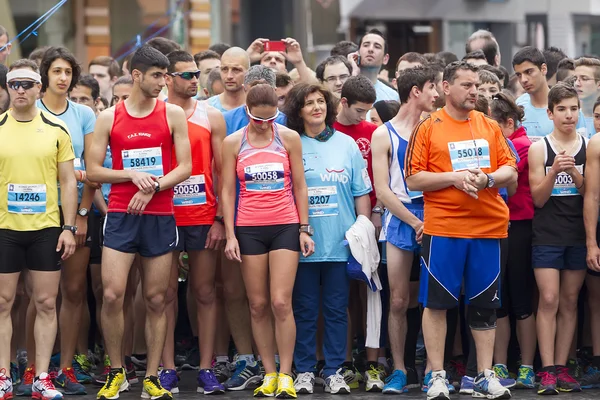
549, 133, 579, 155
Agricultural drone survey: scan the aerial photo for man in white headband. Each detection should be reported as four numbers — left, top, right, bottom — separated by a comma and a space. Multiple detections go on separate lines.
0, 59, 77, 400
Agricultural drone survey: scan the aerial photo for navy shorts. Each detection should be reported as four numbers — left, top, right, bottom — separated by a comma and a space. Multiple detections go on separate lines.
103, 212, 178, 258
176, 225, 211, 252
419, 234, 501, 309
384, 204, 424, 252
532, 245, 587, 271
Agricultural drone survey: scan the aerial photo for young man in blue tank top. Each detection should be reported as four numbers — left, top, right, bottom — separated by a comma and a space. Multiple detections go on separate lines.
371, 66, 439, 393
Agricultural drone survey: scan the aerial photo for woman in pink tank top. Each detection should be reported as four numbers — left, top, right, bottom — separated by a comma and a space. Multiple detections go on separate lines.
221, 84, 314, 397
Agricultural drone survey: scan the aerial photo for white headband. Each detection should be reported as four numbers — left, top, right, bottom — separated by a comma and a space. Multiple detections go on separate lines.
6, 69, 41, 83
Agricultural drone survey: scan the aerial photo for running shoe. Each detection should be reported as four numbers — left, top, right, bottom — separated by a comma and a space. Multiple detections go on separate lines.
459, 376, 474, 394
473, 369, 511, 399
32, 373, 62, 400
536, 369, 558, 395
158, 369, 179, 394
71, 358, 93, 384
313, 361, 325, 386
293, 372, 314, 395
567, 359, 583, 381
426, 370, 450, 400
324, 369, 350, 394
223, 360, 262, 391
365, 365, 384, 392
253, 372, 277, 397
493, 364, 516, 388
96, 368, 129, 400
580, 365, 600, 389
515, 366, 535, 389
340, 364, 360, 390
422, 370, 456, 394
9, 363, 19, 387
54, 368, 86, 395
73, 354, 93, 374
125, 360, 138, 385
556, 365, 581, 392
0, 370, 13, 400
94, 356, 111, 386
141, 376, 172, 400
446, 357, 466, 386
197, 369, 224, 395
15, 366, 34, 397
406, 366, 419, 389
382, 369, 407, 394
130, 356, 147, 377
182, 347, 200, 371
212, 361, 231, 384
275, 373, 295, 398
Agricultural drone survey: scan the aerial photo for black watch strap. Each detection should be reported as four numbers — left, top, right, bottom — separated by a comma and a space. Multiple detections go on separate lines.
214, 216, 224, 224
62, 225, 77, 234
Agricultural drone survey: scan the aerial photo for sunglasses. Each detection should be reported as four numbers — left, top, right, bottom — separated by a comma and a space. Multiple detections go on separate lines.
8, 80, 36, 90
169, 71, 200, 80
247, 108, 279, 124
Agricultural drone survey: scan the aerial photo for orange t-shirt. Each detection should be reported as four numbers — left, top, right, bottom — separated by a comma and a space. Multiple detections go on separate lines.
405, 108, 516, 239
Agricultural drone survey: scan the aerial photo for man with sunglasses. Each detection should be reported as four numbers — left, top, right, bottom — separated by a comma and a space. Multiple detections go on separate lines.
162, 50, 227, 394
0, 59, 77, 400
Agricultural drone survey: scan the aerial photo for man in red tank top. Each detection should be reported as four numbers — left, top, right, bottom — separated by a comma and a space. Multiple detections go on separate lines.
86, 45, 191, 400
162, 50, 227, 394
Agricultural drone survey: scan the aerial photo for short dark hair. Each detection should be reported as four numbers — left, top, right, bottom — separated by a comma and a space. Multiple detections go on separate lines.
463, 50, 486, 62
114, 75, 134, 87
478, 69, 501, 89
275, 72, 293, 89
435, 51, 459, 66
593, 96, 600, 114
543, 47, 567, 80
89, 56, 121, 79
443, 61, 479, 84
548, 81, 579, 112
475, 94, 490, 115
130, 45, 169, 74
246, 83, 278, 110
0, 64, 7, 90
282, 83, 337, 133
330, 40, 358, 57
497, 65, 510, 88
512, 46, 546, 69
396, 52, 427, 70
479, 64, 506, 86
397, 66, 436, 104
373, 100, 400, 124
423, 53, 437, 63
193, 50, 220, 66
341, 75, 376, 106
556, 58, 575, 82
28, 46, 50, 65
166, 50, 194, 74
146, 37, 181, 56
9, 58, 39, 73
428, 61, 445, 80
208, 43, 231, 56
490, 92, 524, 125
76, 74, 100, 100
40, 47, 81, 92
315, 55, 352, 82
359, 29, 388, 55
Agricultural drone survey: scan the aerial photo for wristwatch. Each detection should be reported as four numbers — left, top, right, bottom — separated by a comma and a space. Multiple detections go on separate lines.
214, 216, 224, 224
154, 180, 161, 193
62, 225, 77, 234
77, 208, 89, 217
486, 174, 495, 188
300, 224, 314, 236
372, 206, 384, 215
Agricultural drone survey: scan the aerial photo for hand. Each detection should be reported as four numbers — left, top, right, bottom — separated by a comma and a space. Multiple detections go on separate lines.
129, 171, 158, 194
300, 232, 315, 257
281, 38, 303, 65
453, 171, 479, 199
467, 169, 489, 191
588, 245, 600, 272
83, 178, 102, 189
127, 190, 154, 215
370, 212, 382, 239
75, 215, 88, 248
205, 222, 226, 250
411, 220, 424, 245
224, 237, 242, 262
57, 230, 76, 260
246, 38, 268, 63
550, 151, 576, 174
347, 52, 361, 76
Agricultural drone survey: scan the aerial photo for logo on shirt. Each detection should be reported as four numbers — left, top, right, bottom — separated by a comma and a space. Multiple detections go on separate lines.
449, 143, 455, 150
127, 132, 152, 139
355, 137, 371, 158
321, 169, 348, 184
8, 184, 14, 191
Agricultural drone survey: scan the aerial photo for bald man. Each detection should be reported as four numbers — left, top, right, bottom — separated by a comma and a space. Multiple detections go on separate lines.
207, 47, 250, 113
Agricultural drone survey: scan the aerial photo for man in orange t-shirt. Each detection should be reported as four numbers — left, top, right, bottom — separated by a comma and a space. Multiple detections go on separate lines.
405, 61, 517, 400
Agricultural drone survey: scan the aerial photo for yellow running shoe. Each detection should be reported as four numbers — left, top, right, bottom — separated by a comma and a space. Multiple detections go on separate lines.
275, 373, 297, 398
142, 376, 173, 400
254, 372, 277, 397
97, 368, 129, 400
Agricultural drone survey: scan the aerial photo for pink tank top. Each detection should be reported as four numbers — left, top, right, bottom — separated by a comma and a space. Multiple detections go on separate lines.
236, 123, 299, 226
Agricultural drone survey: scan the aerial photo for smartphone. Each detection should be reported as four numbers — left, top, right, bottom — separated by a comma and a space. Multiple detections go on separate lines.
264, 41, 286, 52
356, 55, 361, 66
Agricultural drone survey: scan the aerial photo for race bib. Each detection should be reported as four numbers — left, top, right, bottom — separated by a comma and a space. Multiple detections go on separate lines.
122, 147, 163, 177
174, 175, 206, 206
308, 186, 338, 217
547, 165, 583, 196
448, 139, 491, 171
244, 163, 284, 191
8, 183, 47, 214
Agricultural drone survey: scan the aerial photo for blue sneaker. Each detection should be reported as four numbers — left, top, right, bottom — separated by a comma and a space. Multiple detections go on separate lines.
54, 368, 87, 395
422, 370, 456, 394
50, 354, 60, 373
473, 369, 511, 399
493, 364, 516, 389
10, 362, 20, 386
197, 369, 225, 395
459, 376, 474, 394
382, 370, 407, 394
223, 360, 262, 391
158, 369, 179, 394
71, 358, 93, 384
515, 366, 535, 389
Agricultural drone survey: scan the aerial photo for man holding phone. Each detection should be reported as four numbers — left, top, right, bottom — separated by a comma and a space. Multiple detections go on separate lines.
246, 38, 316, 84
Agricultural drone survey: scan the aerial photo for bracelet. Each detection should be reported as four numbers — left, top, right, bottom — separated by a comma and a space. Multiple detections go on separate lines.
81, 170, 87, 182
77, 170, 83, 182
576, 180, 584, 189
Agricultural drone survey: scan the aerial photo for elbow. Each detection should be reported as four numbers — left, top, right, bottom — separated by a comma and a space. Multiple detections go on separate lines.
181, 161, 192, 179
531, 194, 544, 209
508, 169, 518, 185
405, 176, 419, 191
86, 164, 98, 182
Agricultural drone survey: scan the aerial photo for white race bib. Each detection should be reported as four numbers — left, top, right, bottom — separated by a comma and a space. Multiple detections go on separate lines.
174, 175, 207, 206
308, 186, 338, 217
448, 139, 491, 171
8, 183, 47, 214
122, 147, 163, 177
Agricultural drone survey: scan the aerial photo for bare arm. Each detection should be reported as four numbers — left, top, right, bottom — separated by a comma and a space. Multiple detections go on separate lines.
406, 171, 463, 192
158, 105, 192, 190
282, 38, 318, 84
58, 161, 78, 226
221, 134, 241, 241
355, 194, 371, 218
209, 107, 226, 216
528, 141, 557, 209
92, 190, 108, 216
282, 129, 309, 225
585, 135, 600, 249
488, 165, 518, 188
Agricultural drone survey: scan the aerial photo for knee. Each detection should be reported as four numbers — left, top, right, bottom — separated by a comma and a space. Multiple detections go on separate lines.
194, 284, 216, 306
34, 294, 57, 315
62, 280, 86, 304
248, 298, 269, 320
271, 295, 292, 320
468, 306, 497, 330
103, 285, 126, 308
145, 291, 167, 314
0, 295, 13, 315
559, 293, 579, 311
389, 292, 410, 315
538, 292, 559, 312
223, 280, 245, 304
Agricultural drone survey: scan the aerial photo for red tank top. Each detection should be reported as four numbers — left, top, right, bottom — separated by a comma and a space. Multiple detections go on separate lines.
172, 101, 216, 226
236, 123, 299, 226
108, 100, 174, 215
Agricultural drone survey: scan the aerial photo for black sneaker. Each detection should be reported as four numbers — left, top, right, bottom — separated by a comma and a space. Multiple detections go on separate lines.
182, 346, 200, 371
406, 367, 419, 389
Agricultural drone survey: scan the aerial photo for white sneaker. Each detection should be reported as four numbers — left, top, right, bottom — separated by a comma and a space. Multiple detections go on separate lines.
0, 372, 13, 399
365, 366, 384, 392
427, 370, 450, 400
473, 369, 511, 399
324, 369, 350, 394
33, 372, 63, 400
294, 372, 315, 394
